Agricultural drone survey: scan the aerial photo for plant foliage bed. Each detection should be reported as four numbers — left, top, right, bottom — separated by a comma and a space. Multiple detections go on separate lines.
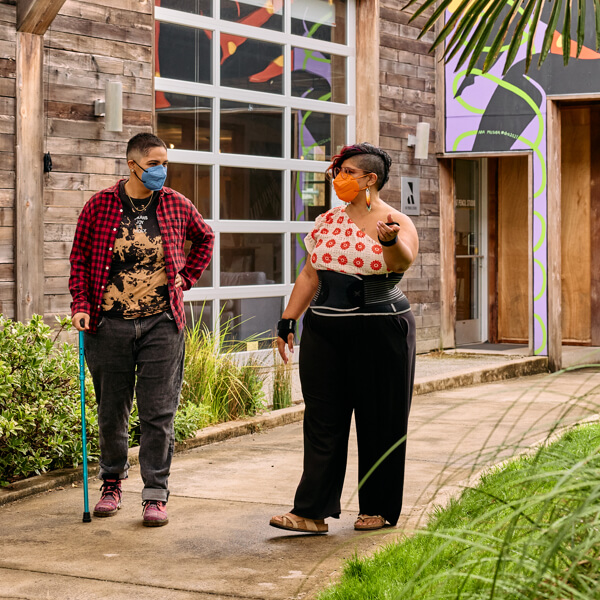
0, 315, 269, 487
319, 423, 600, 600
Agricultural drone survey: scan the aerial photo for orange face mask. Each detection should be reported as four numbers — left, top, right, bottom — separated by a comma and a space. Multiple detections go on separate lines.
333, 172, 368, 203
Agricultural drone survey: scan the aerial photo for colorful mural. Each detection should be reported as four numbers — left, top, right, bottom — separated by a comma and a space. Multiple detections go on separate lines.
445, 0, 600, 355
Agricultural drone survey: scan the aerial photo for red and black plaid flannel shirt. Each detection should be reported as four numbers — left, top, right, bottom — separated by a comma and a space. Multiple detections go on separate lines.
69, 181, 214, 333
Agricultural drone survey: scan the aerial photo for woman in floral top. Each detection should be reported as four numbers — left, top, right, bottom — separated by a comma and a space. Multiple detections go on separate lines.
270, 143, 419, 534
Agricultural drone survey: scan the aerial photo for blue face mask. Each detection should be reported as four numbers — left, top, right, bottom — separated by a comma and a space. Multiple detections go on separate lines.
135, 162, 167, 191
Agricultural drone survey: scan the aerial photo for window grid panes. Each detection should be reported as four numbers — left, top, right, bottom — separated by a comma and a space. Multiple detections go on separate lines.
155, 0, 354, 338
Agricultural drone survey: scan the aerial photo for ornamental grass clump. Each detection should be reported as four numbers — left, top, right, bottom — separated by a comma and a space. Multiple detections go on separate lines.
318, 421, 600, 600
0, 315, 98, 486
178, 314, 267, 435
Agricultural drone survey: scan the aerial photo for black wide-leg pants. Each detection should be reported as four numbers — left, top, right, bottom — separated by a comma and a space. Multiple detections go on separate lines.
293, 309, 416, 526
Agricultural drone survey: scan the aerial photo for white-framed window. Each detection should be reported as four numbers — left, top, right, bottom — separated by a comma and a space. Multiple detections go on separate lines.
154, 0, 356, 345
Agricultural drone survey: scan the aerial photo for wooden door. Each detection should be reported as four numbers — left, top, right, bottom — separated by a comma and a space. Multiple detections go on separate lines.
561, 107, 591, 344
497, 156, 529, 343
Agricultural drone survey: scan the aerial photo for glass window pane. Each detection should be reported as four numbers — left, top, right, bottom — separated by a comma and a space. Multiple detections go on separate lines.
220, 100, 283, 157
291, 171, 330, 222
221, 233, 282, 284
292, 48, 346, 103
165, 163, 211, 219
220, 296, 283, 346
220, 0, 283, 31
158, 0, 212, 16
156, 22, 212, 84
291, 111, 345, 161
184, 300, 213, 332
220, 36, 283, 94
291, 0, 346, 44
156, 93, 211, 152
221, 167, 282, 220
291, 233, 309, 283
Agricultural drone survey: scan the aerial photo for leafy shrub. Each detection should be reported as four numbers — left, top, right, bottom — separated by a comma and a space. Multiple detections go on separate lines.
0, 312, 270, 486
0, 315, 98, 486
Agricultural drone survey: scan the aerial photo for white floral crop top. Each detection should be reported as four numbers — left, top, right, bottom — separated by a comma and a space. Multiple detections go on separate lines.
304, 206, 391, 275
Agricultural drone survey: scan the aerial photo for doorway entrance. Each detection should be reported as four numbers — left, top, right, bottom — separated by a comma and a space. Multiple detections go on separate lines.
454, 159, 487, 345
560, 103, 600, 346
451, 156, 531, 348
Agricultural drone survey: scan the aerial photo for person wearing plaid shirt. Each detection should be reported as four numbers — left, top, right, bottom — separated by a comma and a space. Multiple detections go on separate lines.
69, 133, 214, 527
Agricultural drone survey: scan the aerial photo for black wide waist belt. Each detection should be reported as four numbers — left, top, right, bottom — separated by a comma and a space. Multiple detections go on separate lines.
310, 270, 411, 316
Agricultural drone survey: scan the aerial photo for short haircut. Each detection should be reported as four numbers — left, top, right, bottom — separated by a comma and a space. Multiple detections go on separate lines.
327, 143, 392, 190
126, 133, 167, 160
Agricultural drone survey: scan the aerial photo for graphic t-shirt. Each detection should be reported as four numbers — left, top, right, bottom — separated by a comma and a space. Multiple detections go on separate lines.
101, 183, 170, 318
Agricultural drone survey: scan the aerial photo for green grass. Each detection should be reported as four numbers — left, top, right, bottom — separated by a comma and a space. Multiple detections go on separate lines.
177, 313, 268, 438
318, 422, 600, 600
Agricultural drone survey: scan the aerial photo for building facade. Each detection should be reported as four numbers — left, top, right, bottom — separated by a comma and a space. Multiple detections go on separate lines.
439, 0, 600, 369
1, 0, 441, 353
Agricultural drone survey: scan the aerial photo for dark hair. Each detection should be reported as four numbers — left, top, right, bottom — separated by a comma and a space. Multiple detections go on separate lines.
126, 133, 167, 160
327, 143, 392, 190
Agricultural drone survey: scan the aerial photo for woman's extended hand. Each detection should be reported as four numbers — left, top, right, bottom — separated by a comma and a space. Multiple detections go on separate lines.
376, 213, 401, 245
277, 333, 294, 364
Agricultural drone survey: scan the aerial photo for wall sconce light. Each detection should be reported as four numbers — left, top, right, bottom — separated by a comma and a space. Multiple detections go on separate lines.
94, 81, 123, 132
407, 122, 430, 160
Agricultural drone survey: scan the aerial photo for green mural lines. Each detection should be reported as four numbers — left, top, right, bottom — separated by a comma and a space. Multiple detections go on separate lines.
451, 69, 547, 197
454, 69, 544, 148
534, 313, 547, 355
533, 210, 546, 252
452, 130, 480, 150
533, 258, 547, 301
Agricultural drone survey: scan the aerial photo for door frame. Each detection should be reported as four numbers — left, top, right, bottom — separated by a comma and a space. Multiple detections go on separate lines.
440, 152, 534, 354
454, 158, 488, 346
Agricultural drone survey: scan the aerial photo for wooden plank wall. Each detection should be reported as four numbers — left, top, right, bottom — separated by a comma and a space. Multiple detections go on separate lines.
379, 0, 439, 353
0, 2, 16, 319
41, 0, 153, 322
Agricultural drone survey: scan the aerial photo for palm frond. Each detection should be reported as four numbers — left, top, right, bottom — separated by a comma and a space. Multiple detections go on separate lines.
404, 0, 598, 74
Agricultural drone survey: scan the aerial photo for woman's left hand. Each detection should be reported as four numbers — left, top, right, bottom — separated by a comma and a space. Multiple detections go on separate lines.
376, 214, 400, 245
175, 274, 183, 288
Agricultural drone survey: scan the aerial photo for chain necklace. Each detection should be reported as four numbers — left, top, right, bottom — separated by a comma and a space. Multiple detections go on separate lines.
124, 185, 154, 213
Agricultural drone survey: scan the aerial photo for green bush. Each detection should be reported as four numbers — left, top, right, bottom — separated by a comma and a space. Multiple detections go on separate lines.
0, 315, 98, 486
0, 313, 270, 486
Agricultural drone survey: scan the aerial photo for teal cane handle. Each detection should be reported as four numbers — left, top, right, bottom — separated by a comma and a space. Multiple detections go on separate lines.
79, 325, 91, 523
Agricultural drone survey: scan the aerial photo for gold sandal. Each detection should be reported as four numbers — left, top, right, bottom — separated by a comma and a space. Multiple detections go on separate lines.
270, 512, 328, 534
354, 514, 386, 530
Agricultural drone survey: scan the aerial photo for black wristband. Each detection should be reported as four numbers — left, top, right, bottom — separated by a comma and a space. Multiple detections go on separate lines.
277, 318, 296, 343
378, 221, 399, 247
379, 236, 398, 247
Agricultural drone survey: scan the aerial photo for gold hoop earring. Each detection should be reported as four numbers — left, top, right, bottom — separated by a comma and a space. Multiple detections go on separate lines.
365, 187, 371, 212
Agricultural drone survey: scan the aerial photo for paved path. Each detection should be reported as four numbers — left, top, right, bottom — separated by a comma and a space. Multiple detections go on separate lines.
2, 368, 600, 600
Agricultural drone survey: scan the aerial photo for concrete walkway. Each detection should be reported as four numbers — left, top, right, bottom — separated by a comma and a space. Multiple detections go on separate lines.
2, 353, 600, 599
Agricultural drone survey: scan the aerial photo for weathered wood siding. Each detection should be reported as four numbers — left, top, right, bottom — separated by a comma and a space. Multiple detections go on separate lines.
43, 0, 153, 321
379, 0, 440, 353
0, 0, 153, 322
0, 2, 15, 319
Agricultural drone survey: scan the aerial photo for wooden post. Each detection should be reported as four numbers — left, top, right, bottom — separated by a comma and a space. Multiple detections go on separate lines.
17, 0, 66, 34
15, 32, 44, 322
546, 100, 562, 371
439, 159, 455, 348
15, 0, 66, 322
356, 0, 379, 145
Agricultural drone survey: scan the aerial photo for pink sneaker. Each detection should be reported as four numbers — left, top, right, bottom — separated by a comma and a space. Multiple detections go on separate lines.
93, 478, 122, 517
142, 500, 169, 527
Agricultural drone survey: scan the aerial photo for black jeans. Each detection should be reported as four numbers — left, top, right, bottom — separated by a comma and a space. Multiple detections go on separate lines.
84, 311, 185, 502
